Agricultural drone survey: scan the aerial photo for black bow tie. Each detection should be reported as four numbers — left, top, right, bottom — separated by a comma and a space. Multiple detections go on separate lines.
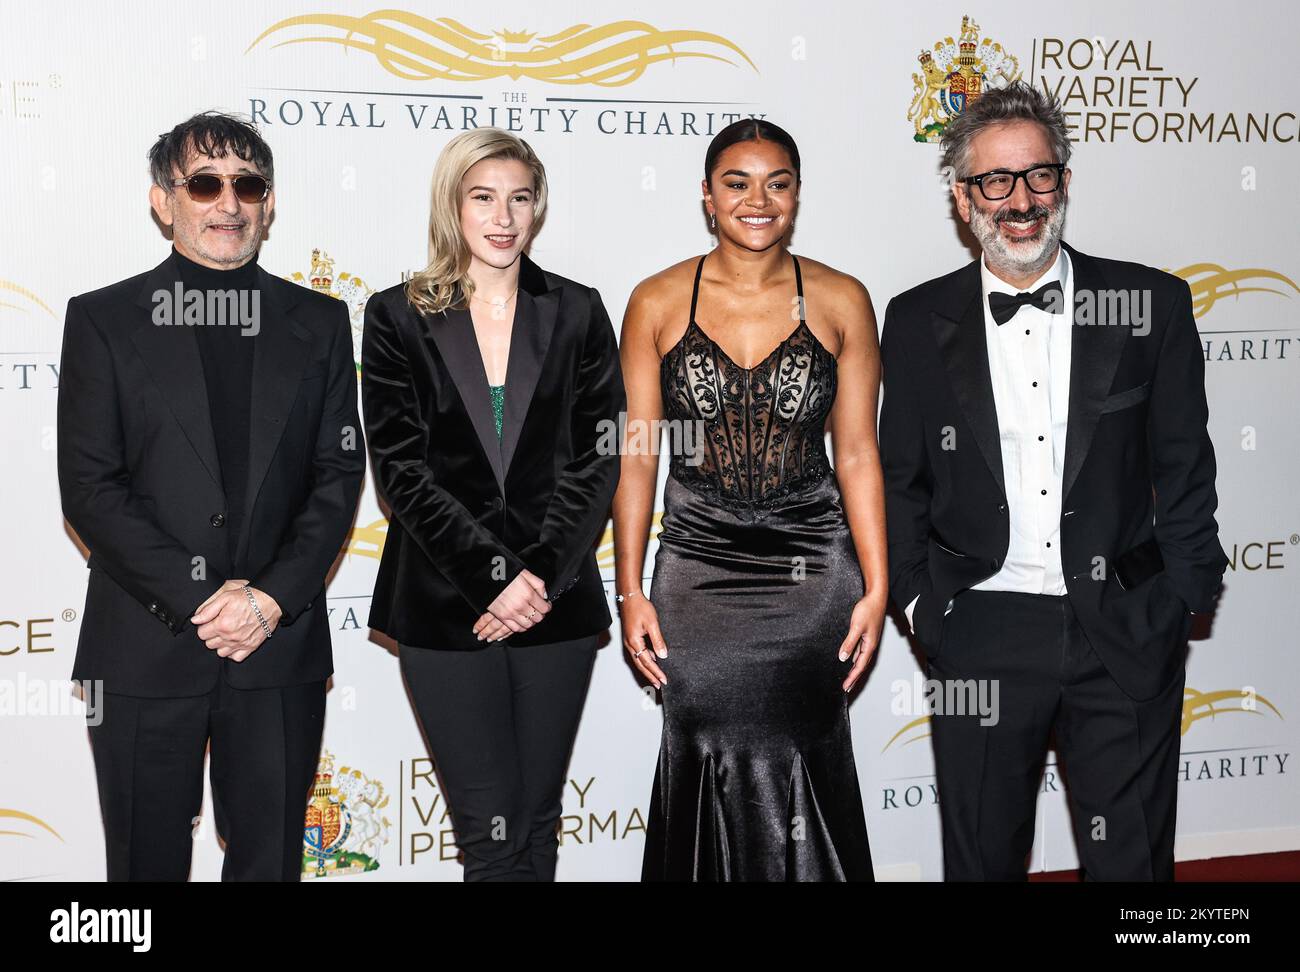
988, 280, 1064, 325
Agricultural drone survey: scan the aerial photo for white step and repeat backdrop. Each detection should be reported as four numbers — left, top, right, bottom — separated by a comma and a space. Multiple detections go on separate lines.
3, 1, 1297, 881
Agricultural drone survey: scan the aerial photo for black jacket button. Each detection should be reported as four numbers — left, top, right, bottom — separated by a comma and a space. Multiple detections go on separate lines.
210, 513, 226, 527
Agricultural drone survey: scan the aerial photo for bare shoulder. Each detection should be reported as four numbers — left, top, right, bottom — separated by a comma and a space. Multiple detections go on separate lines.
796, 255, 872, 309
629, 256, 701, 309
625, 255, 704, 354
794, 255, 876, 353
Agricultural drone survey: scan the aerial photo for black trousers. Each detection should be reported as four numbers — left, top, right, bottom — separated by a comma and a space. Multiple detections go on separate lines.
927, 590, 1185, 881
88, 672, 326, 881
399, 635, 598, 881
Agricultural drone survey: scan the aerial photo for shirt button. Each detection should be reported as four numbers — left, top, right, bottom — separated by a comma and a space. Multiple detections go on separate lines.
1025, 329, 1030, 335
1046, 542, 1052, 548
1040, 489, 1047, 495
1032, 381, 1039, 387
1038, 435, 1045, 441
210, 513, 226, 527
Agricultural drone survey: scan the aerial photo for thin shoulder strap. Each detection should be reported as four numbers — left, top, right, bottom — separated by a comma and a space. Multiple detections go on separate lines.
688, 254, 707, 323
791, 253, 806, 325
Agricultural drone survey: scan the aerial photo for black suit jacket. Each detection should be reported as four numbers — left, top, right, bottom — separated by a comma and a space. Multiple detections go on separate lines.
879, 241, 1228, 700
58, 253, 366, 697
361, 252, 625, 650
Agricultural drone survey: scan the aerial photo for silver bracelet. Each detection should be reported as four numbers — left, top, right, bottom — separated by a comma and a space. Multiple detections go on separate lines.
614, 589, 644, 605
242, 584, 273, 639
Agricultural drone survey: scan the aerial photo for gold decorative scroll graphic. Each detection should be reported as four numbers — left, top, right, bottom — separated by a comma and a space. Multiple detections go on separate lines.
246, 13, 756, 85
0, 808, 64, 841
344, 517, 389, 561
0, 280, 55, 315
1168, 264, 1300, 319
598, 524, 616, 572
881, 716, 931, 753
1181, 687, 1283, 736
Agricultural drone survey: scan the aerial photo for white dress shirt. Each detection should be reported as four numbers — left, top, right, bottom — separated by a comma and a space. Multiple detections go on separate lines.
905, 246, 1073, 631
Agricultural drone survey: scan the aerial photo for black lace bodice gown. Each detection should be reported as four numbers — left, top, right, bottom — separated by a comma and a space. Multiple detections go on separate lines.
641, 253, 873, 881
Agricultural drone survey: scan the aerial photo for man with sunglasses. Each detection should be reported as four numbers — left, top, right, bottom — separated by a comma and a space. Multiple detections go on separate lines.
879, 82, 1226, 880
57, 111, 365, 880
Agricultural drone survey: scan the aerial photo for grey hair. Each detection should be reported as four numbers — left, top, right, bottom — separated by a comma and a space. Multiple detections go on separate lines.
940, 80, 1072, 180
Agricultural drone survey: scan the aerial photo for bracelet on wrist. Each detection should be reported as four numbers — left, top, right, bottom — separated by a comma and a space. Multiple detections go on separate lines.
241, 584, 273, 639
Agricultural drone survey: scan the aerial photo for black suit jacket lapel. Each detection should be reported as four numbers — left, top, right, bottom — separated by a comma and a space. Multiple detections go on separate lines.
1061, 241, 1129, 502
500, 268, 558, 477
130, 253, 223, 488
233, 268, 312, 568
931, 259, 1006, 496
424, 253, 561, 494
428, 305, 506, 493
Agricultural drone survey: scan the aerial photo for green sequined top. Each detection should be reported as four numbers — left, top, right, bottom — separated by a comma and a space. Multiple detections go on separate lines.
488, 384, 505, 439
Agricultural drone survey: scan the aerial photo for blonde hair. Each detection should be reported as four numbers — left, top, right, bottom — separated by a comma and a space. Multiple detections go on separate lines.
405, 128, 548, 316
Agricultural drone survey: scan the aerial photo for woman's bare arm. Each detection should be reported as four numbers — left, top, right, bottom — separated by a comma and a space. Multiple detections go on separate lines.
823, 270, 889, 691
611, 276, 672, 686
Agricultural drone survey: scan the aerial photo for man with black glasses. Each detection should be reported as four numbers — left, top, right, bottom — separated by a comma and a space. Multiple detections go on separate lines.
879, 82, 1227, 880
57, 111, 365, 880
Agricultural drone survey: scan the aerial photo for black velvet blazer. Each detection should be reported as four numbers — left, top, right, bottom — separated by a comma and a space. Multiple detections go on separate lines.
361, 252, 625, 650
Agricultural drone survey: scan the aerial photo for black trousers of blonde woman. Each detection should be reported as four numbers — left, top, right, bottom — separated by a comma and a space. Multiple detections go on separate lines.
399, 635, 598, 881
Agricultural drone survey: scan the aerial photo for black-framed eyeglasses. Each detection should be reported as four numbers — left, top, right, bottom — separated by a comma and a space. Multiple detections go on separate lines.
961, 163, 1065, 201
169, 172, 271, 204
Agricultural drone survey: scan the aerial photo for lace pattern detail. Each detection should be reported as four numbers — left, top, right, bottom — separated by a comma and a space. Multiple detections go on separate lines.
660, 316, 837, 519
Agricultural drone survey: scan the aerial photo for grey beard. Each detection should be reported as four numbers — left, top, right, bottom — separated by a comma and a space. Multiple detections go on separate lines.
970, 200, 1067, 280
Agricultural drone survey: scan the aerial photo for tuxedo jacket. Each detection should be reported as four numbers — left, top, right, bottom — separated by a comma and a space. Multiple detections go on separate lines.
361, 252, 625, 650
57, 252, 366, 697
879, 241, 1228, 700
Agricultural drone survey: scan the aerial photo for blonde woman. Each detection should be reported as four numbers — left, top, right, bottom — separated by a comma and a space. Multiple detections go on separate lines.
362, 129, 625, 881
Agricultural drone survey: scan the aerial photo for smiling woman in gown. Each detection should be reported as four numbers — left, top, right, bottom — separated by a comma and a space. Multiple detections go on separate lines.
612, 119, 888, 881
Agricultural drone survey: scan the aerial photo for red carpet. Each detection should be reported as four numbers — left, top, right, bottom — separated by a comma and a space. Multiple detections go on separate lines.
1029, 850, 1300, 881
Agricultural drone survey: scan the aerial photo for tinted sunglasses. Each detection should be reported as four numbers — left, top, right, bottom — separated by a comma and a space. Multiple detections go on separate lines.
169, 172, 271, 203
